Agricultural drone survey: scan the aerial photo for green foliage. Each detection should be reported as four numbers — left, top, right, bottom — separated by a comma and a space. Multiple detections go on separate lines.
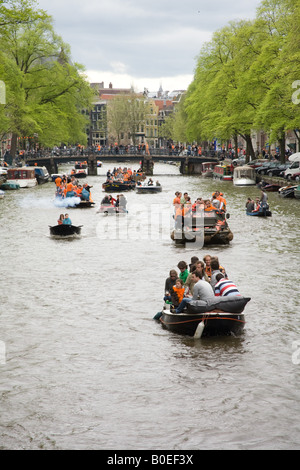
183, 0, 300, 158
0, 0, 94, 150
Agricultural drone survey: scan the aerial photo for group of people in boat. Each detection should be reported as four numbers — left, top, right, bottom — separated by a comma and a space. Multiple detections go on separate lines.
99, 193, 128, 212
57, 213, 72, 225
245, 190, 269, 214
164, 254, 241, 314
54, 174, 93, 202
136, 178, 161, 187
173, 190, 227, 230
105, 167, 145, 184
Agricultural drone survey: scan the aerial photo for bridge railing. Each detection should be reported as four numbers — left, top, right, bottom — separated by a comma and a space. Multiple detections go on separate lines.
22, 147, 220, 159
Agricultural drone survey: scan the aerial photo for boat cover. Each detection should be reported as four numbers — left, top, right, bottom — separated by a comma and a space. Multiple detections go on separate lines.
187, 295, 251, 314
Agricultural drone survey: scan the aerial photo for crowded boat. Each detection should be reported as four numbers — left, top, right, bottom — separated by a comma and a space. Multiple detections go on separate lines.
170, 190, 233, 245
155, 255, 250, 338
54, 173, 95, 207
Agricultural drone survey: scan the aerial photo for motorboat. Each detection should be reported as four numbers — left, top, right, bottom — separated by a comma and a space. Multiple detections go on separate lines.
136, 182, 162, 193
157, 296, 250, 338
171, 211, 233, 245
34, 166, 50, 184
6, 167, 37, 188
278, 185, 297, 198
97, 205, 128, 214
233, 166, 256, 186
102, 181, 136, 192
49, 224, 82, 237
246, 209, 272, 217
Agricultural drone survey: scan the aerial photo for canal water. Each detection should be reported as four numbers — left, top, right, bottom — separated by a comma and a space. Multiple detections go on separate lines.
0, 162, 299, 450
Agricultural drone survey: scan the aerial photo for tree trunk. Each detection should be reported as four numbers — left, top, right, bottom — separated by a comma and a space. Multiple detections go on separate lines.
244, 134, 255, 162
10, 133, 18, 162
234, 134, 238, 158
278, 131, 286, 163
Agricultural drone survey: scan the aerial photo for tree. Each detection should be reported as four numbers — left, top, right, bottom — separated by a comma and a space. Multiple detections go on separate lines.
0, 0, 94, 155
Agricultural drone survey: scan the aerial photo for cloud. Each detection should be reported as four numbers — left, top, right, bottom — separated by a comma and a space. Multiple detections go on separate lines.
36, 0, 262, 90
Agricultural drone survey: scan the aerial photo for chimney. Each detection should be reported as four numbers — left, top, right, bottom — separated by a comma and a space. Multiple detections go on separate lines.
109, 82, 113, 89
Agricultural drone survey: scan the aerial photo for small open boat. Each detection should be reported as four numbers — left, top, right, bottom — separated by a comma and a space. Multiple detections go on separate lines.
156, 295, 250, 338
136, 183, 162, 193
97, 205, 128, 214
159, 310, 246, 337
49, 224, 82, 237
278, 185, 297, 198
246, 209, 272, 217
171, 211, 233, 245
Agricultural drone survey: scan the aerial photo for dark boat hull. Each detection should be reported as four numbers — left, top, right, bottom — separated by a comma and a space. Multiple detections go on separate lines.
160, 310, 245, 337
73, 200, 95, 208
278, 186, 296, 198
49, 224, 82, 237
171, 228, 233, 245
246, 210, 272, 217
136, 185, 162, 193
102, 182, 136, 192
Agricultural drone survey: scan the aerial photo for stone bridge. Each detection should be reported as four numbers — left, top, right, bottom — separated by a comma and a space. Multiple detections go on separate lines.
25, 153, 219, 176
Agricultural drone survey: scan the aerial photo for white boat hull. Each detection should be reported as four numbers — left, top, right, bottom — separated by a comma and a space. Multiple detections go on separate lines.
233, 178, 256, 186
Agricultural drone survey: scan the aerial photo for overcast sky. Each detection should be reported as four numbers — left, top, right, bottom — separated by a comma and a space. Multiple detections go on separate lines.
36, 0, 262, 92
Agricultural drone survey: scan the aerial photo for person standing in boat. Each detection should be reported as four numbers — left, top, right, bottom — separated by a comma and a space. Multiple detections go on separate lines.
119, 194, 127, 212
260, 190, 269, 216
63, 213, 72, 225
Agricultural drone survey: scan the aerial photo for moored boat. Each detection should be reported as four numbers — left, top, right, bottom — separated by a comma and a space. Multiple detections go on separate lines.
294, 184, 300, 199
0, 182, 20, 190
6, 167, 37, 188
278, 185, 297, 198
49, 224, 82, 237
201, 161, 218, 177
233, 166, 256, 186
213, 164, 233, 181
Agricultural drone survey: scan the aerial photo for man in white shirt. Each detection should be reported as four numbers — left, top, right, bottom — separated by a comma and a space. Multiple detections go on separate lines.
175, 270, 214, 313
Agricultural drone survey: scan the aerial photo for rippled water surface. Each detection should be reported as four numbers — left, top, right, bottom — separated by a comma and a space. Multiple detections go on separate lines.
0, 162, 299, 450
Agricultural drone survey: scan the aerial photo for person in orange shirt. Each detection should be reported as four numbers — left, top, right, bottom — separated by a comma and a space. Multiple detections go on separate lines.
171, 278, 185, 307
204, 200, 216, 211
